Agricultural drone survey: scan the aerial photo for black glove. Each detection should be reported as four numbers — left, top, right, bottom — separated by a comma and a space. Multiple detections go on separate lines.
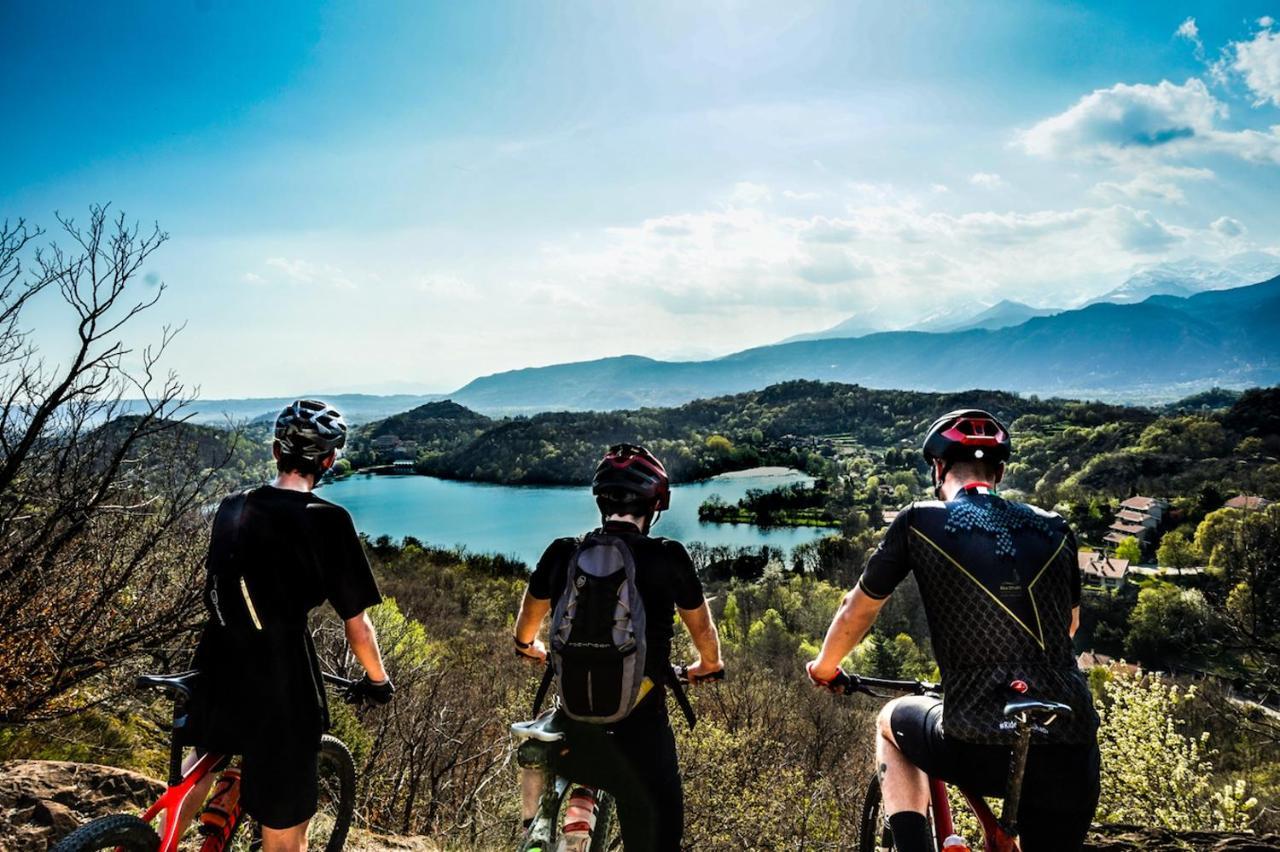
345, 674, 395, 706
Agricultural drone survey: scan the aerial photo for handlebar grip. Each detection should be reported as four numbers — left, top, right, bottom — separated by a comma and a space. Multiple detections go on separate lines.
673, 665, 726, 684
830, 670, 859, 695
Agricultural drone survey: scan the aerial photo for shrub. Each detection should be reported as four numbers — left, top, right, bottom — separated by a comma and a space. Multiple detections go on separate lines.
1095, 675, 1256, 830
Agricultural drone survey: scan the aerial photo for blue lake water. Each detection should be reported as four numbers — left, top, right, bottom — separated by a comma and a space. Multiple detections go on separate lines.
319, 467, 831, 567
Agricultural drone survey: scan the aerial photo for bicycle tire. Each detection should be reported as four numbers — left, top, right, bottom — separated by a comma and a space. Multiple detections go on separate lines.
51, 814, 160, 852
859, 771, 892, 852
309, 734, 357, 852
589, 792, 620, 852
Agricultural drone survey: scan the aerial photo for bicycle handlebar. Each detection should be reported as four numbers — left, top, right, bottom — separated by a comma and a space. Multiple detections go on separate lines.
321, 671, 358, 690
827, 670, 939, 697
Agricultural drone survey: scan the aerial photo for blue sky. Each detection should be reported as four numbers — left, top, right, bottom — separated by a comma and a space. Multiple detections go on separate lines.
4, 2, 1280, 396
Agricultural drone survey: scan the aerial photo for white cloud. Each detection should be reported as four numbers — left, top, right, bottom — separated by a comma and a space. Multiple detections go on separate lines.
1020, 77, 1280, 164
1092, 165, 1214, 204
730, 181, 772, 204
531, 179, 1205, 330
1176, 17, 1204, 58
799, 218, 858, 244
1018, 78, 1222, 161
1211, 216, 1246, 238
1108, 206, 1183, 252
796, 248, 873, 284
969, 172, 1006, 189
782, 189, 822, 201
1231, 27, 1280, 107
1260, 16, 1275, 28
262, 257, 358, 290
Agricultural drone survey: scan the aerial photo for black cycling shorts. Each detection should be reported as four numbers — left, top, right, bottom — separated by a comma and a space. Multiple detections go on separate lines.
889, 696, 1099, 852
239, 741, 320, 830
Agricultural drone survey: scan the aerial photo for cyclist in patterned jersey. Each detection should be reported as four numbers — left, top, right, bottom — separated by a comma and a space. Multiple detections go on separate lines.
807, 410, 1100, 852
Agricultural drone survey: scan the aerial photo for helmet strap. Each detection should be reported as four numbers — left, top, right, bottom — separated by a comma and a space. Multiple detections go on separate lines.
932, 460, 954, 501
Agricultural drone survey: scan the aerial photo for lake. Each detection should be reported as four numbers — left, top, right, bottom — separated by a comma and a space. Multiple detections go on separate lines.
320, 467, 831, 567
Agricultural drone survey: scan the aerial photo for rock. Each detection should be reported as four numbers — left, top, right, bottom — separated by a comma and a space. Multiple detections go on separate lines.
0, 760, 165, 850
31, 800, 78, 835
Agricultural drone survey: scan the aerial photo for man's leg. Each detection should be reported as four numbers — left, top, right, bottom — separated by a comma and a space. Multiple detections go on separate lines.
877, 698, 934, 852
240, 743, 320, 852
260, 821, 309, 852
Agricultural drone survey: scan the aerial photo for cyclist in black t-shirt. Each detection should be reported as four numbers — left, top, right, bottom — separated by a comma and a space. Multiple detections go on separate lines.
513, 444, 723, 851
807, 410, 1100, 852
181, 400, 395, 852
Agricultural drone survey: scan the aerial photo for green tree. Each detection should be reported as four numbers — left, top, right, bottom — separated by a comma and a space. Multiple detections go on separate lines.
706, 434, 734, 456
855, 629, 902, 679
746, 608, 799, 662
1124, 583, 1212, 666
1115, 536, 1142, 564
1203, 504, 1280, 700
720, 593, 743, 648
1156, 531, 1201, 573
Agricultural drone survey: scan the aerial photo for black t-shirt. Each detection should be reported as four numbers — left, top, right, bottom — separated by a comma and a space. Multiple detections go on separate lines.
858, 488, 1098, 745
189, 485, 381, 754
529, 520, 705, 682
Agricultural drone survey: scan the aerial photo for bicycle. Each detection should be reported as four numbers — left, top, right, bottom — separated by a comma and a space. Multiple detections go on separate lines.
828, 671, 1071, 852
510, 664, 723, 852
53, 670, 361, 852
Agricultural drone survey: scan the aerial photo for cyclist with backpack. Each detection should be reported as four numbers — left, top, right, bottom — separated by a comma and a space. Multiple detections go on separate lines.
513, 443, 723, 851
807, 410, 1100, 852
180, 400, 395, 852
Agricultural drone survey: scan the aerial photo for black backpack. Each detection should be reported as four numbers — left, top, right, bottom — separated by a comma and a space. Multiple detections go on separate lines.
547, 532, 648, 724
203, 491, 264, 632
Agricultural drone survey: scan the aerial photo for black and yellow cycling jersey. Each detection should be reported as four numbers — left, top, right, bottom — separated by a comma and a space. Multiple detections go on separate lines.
859, 486, 1099, 745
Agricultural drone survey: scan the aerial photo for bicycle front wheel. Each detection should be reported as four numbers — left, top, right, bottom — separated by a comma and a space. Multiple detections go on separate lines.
307, 735, 357, 851
589, 792, 621, 852
51, 814, 160, 852
859, 772, 893, 852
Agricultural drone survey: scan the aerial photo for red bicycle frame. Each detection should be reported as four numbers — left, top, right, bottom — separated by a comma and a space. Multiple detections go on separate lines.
929, 777, 1018, 852
138, 751, 233, 852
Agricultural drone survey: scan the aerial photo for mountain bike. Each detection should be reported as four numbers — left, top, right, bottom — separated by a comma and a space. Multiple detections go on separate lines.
511, 664, 722, 852
53, 670, 360, 852
830, 672, 1071, 852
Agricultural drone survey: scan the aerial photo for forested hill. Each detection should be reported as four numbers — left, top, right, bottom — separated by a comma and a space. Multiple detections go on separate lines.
350, 381, 1278, 495
450, 277, 1280, 412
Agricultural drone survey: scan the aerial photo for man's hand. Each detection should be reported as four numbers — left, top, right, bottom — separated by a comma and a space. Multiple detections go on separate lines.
806, 659, 846, 693
683, 657, 724, 685
515, 636, 547, 664
345, 674, 395, 706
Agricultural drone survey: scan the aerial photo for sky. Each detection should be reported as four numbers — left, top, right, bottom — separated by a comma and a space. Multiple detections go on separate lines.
4, 1, 1280, 397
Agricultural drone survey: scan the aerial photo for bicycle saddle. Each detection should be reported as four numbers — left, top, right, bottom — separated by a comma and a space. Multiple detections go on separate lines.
1002, 698, 1072, 724
136, 670, 200, 699
511, 710, 566, 743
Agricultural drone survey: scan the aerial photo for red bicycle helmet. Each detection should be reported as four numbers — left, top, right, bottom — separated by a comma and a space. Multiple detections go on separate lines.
592, 443, 671, 511
922, 409, 1012, 465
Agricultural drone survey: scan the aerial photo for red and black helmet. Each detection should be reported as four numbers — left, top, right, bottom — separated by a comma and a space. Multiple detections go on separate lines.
592, 443, 671, 511
922, 409, 1012, 466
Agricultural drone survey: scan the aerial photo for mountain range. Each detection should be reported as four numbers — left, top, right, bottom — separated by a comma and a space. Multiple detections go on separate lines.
786, 251, 1280, 344
448, 277, 1280, 412
120, 393, 444, 427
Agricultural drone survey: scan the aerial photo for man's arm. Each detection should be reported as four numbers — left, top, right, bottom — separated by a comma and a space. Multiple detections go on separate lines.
678, 601, 723, 680
345, 611, 389, 683
808, 585, 888, 681
514, 589, 551, 662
